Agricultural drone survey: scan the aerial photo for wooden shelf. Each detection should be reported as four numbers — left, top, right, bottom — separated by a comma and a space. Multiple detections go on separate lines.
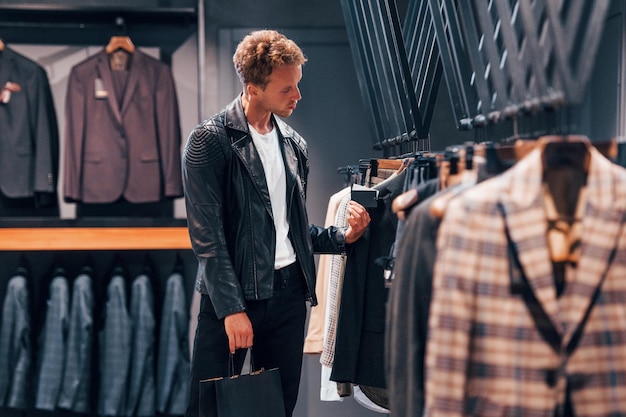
0, 227, 192, 251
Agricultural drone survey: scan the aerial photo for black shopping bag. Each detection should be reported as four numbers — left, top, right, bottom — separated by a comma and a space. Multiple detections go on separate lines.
199, 350, 285, 417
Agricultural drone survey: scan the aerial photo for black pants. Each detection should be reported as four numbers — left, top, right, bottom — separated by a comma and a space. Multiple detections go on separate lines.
186, 263, 306, 417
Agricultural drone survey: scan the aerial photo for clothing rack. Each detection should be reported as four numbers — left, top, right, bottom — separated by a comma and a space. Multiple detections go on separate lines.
342, 0, 614, 156
340, 0, 435, 155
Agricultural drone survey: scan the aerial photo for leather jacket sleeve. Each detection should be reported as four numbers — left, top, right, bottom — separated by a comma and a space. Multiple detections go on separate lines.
309, 224, 348, 254
182, 121, 246, 319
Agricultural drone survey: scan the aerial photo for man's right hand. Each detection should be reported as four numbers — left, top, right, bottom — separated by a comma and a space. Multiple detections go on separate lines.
224, 311, 254, 353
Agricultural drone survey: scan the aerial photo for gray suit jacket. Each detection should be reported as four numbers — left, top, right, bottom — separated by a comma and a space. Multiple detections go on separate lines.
0, 272, 31, 409
64, 49, 183, 203
0, 47, 59, 203
156, 271, 190, 415
58, 269, 94, 414
98, 274, 132, 416
126, 274, 155, 417
35, 272, 69, 410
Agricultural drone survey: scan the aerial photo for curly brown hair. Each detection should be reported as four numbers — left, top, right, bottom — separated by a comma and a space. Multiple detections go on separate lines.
233, 30, 307, 90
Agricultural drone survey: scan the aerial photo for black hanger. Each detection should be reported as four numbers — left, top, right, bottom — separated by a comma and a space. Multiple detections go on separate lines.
172, 251, 184, 274
141, 252, 153, 276
14, 254, 30, 278
542, 139, 588, 173
79, 253, 95, 276
110, 253, 127, 280
52, 265, 66, 278
484, 142, 517, 175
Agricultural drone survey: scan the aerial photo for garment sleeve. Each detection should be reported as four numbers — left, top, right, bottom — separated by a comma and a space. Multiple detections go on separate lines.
182, 122, 245, 319
31, 65, 59, 199
155, 63, 183, 198
424, 196, 477, 417
63, 65, 85, 202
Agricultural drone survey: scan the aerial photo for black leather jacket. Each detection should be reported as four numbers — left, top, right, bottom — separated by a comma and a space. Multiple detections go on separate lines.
183, 96, 347, 319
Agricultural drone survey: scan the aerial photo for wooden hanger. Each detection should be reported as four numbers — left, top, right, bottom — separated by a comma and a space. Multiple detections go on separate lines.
0, 38, 5, 51
376, 158, 406, 171
105, 36, 135, 54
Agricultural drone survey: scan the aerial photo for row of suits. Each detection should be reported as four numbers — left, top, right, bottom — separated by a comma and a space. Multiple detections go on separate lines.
0, 43, 183, 215
0, 265, 190, 416
387, 137, 626, 416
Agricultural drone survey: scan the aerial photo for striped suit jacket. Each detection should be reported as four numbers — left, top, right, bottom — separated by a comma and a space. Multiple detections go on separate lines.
425, 143, 626, 416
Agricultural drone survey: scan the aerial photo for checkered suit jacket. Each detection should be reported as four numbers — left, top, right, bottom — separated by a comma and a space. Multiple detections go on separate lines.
36, 274, 69, 411
98, 274, 132, 416
0, 273, 31, 409
58, 270, 94, 413
126, 274, 155, 417
425, 143, 626, 416
156, 271, 190, 415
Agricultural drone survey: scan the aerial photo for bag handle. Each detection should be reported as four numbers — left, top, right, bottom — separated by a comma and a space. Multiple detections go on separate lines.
228, 348, 256, 377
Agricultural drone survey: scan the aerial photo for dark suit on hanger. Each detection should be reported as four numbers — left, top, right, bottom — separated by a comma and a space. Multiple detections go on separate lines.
331, 171, 406, 390
0, 47, 59, 208
64, 49, 183, 204
385, 190, 441, 417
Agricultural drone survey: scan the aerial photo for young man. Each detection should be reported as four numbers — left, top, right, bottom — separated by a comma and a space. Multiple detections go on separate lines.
182, 30, 371, 417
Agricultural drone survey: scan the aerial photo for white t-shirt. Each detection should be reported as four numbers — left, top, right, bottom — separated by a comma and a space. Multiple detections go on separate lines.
249, 124, 297, 269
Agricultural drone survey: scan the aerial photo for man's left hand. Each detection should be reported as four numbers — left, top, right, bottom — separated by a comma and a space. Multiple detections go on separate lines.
345, 200, 371, 244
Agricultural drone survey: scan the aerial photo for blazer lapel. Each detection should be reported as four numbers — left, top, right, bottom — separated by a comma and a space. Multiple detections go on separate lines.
119, 50, 141, 117
561, 146, 625, 346
0, 48, 11, 88
499, 149, 562, 334
96, 52, 123, 126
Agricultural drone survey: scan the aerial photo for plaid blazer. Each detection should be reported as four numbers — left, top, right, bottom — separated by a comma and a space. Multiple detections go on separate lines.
425, 144, 626, 417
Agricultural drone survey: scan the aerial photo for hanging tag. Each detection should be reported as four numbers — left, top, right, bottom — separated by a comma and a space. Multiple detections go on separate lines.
1, 81, 21, 104
0, 89, 10, 104
94, 78, 108, 99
